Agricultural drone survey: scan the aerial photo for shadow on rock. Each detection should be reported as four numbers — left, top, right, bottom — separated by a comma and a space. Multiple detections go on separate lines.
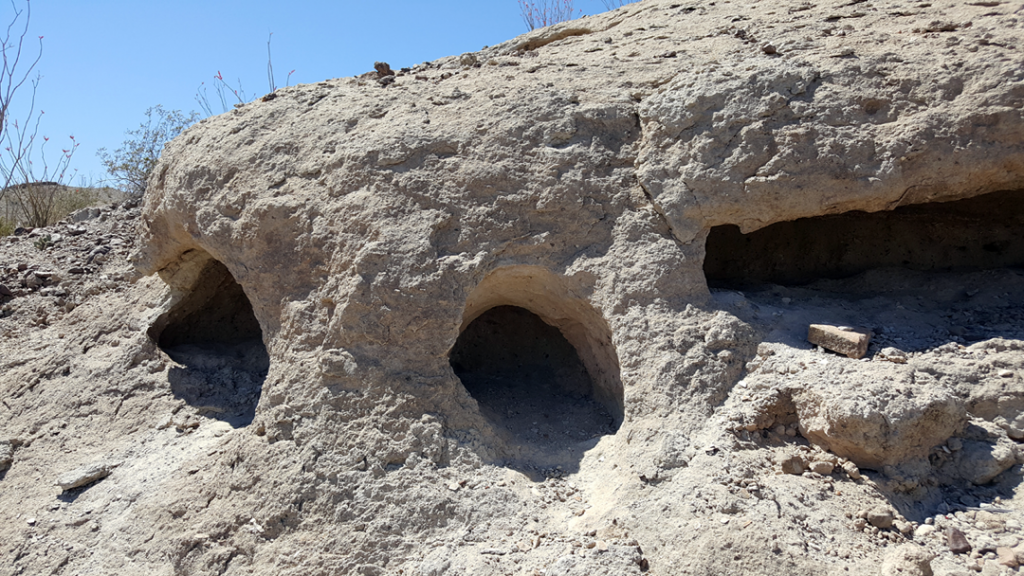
164, 338, 269, 428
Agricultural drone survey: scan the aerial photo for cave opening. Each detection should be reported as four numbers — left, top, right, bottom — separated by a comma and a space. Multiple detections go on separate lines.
450, 305, 620, 457
704, 189, 1024, 288
149, 257, 268, 427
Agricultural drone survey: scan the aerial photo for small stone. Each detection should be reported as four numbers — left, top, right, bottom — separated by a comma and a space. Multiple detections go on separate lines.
915, 525, 936, 539
948, 527, 972, 554
998, 370, 1014, 378
867, 507, 895, 530
26, 518, 36, 526
761, 43, 777, 55
447, 482, 460, 492
810, 461, 834, 475
853, 518, 868, 531
55, 461, 116, 491
878, 347, 908, 364
996, 547, 1018, 568
23, 273, 42, 289
0, 284, 12, 297
779, 454, 806, 475
895, 521, 914, 536
71, 207, 101, 222
842, 461, 862, 480
807, 324, 871, 359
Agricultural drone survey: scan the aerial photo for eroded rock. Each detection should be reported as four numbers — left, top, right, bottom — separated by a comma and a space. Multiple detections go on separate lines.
55, 461, 117, 492
1, 1, 1023, 576
880, 544, 934, 576
794, 373, 966, 469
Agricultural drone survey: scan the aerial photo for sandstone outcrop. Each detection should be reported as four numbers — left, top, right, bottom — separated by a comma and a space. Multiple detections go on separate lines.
1, 1, 1023, 574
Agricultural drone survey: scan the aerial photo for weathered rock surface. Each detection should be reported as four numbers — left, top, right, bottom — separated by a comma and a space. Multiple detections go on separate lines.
55, 461, 117, 492
0, 440, 12, 471
880, 543, 934, 576
795, 372, 967, 469
1, 1, 1023, 575
808, 324, 872, 359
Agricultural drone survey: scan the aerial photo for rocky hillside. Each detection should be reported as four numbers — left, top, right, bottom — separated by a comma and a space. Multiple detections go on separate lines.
2, 1, 1023, 575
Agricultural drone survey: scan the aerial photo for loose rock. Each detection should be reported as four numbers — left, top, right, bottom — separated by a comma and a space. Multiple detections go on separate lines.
810, 461, 834, 475
807, 324, 871, 359
55, 461, 117, 492
948, 527, 972, 554
779, 454, 806, 475
880, 543, 934, 576
868, 508, 895, 530
996, 547, 1018, 569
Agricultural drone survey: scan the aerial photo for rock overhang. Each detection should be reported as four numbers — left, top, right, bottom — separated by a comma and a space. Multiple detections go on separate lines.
133, 0, 1024, 460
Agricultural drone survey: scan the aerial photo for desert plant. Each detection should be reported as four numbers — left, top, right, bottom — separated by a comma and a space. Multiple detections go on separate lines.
0, 0, 40, 192
2, 132, 80, 227
97, 106, 199, 197
3, 182, 101, 230
0, 0, 83, 232
1, 0, 42, 196
196, 33, 294, 117
518, 0, 581, 31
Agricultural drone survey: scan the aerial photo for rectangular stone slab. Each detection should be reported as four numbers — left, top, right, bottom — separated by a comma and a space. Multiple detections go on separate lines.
808, 324, 871, 359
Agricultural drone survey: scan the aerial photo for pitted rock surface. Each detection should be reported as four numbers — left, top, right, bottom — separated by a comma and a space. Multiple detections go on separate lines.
1, 1, 1024, 575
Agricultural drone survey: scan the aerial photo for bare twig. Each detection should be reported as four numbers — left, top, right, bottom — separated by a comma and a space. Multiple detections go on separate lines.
518, 0, 582, 31
0, 0, 43, 195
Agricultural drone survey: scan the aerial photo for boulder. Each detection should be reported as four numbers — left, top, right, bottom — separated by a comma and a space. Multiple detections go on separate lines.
956, 440, 1017, 485
793, 366, 966, 469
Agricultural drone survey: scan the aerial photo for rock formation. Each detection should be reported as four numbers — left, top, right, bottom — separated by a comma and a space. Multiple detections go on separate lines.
2, 1, 1023, 574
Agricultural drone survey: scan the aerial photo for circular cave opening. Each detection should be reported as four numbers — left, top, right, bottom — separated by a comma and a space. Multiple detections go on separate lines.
149, 257, 268, 428
449, 305, 620, 453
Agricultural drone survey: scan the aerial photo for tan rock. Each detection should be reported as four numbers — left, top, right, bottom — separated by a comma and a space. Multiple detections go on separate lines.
809, 461, 834, 475
807, 325, 871, 359
867, 508, 895, 530
794, 371, 966, 468
842, 461, 862, 481
996, 547, 1018, 568
779, 454, 806, 475
957, 440, 1017, 485
914, 525, 936, 539
55, 461, 117, 492
880, 543, 934, 576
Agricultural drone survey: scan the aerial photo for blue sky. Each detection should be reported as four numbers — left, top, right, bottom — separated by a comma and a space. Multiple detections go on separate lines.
6, 1, 627, 187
